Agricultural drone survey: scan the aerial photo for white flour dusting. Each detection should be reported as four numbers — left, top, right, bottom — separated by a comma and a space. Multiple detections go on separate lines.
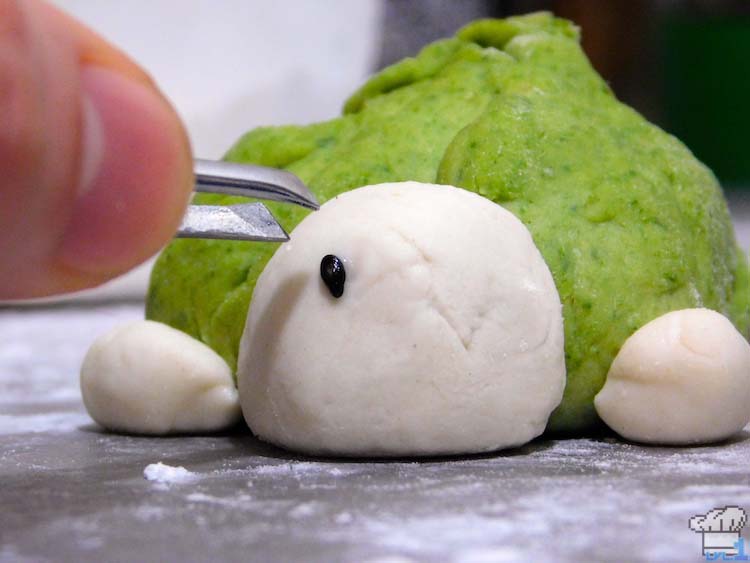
454, 546, 523, 563
361, 557, 419, 563
288, 502, 320, 519
133, 505, 168, 522
143, 462, 196, 485
0, 305, 140, 405
184, 492, 296, 516
252, 462, 361, 477
186, 492, 254, 508
0, 412, 92, 435
196, 436, 747, 561
0, 304, 141, 439
334, 512, 353, 525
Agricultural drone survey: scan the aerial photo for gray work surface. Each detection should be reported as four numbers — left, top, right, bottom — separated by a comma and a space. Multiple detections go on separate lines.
2, 306, 750, 563
2, 200, 749, 563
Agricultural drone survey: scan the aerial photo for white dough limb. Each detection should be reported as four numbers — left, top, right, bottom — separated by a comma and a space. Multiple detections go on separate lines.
594, 308, 750, 445
80, 320, 241, 435
238, 182, 566, 456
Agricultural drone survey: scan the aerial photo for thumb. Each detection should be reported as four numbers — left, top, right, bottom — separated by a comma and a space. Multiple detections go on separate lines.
0, 0, 192, 299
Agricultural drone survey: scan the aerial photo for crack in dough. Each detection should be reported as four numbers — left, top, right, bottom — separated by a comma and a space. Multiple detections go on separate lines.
391, 227, 473, 352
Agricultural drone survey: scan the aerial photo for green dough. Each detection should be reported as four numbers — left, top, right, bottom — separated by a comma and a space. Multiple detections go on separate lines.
146, 12, 750, 433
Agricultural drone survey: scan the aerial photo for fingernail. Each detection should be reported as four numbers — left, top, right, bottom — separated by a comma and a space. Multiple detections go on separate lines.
77, 93, 105, 196
57, 66, 191, 276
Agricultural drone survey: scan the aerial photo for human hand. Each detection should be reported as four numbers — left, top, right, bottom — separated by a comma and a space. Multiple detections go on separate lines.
0, 0, 192, 299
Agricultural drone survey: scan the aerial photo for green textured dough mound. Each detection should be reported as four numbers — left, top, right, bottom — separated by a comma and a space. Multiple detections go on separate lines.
147, 12, 750, 433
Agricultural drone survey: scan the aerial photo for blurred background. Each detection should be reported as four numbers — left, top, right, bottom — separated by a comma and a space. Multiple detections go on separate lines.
50, 0, 750, 299
379, 0, 750, 190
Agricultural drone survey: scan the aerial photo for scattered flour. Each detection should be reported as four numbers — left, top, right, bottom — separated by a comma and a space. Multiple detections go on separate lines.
133, 505, 167, 522
288, 502, 320, 519
0, 304, 142, 437
143, 462, 196, 485
0, 412, 92, 435
184, 492, 287, 513
0, 545, 33, 563
334, 512, 353, 525
252, 463, 293, 476
361, 557, 419, 563
186, 492, 252, 507
252, 462, 360, 477
0, 305, 140, 405
454, 546, 523, 563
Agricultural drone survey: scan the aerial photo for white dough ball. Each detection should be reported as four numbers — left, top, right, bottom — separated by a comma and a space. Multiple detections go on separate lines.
81, 320, 241, 434
238, 182, 566, 456
595, 308, 750, 445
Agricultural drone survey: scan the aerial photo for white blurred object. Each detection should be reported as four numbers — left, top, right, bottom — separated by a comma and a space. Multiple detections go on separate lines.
56, 0, 383, 157
41, 0, 383, 303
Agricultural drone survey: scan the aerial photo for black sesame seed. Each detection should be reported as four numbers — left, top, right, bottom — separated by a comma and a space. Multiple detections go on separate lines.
320, 254, 346, 298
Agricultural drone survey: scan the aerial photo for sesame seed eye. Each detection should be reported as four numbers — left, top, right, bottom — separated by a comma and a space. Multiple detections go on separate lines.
320, 255, 346, 298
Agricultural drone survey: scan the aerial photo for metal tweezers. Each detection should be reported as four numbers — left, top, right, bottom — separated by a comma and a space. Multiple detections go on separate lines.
176, 159, 320, 242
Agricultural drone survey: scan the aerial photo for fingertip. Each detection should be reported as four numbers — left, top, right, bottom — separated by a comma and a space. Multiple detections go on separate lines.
39, 0, 153, 86
56, 66, 192, 278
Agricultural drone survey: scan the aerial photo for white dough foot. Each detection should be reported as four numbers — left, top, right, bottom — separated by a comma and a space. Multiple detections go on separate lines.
81, 320, 241, 435
595, 308, 750, 445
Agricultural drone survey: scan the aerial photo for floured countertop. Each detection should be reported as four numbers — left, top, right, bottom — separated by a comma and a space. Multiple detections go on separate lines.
1, 303, 749, 563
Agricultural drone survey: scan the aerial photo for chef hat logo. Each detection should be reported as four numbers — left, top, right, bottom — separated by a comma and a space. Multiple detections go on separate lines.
690, 506, 747, 533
